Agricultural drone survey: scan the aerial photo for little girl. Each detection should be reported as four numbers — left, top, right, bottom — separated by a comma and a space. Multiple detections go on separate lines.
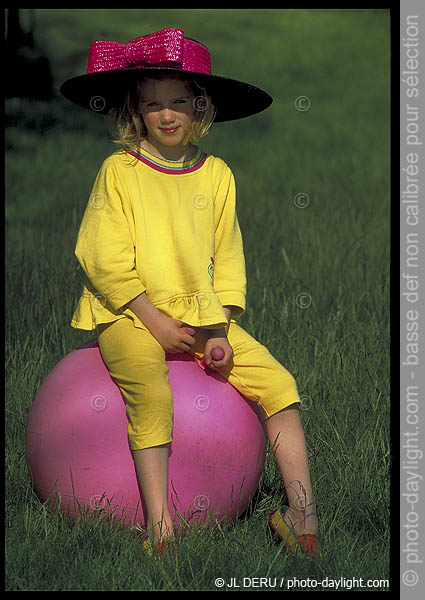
61, 28, 318, 557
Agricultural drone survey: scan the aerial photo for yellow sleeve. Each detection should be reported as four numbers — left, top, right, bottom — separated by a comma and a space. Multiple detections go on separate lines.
213, 164, 247, 317
74, 158, 146, 312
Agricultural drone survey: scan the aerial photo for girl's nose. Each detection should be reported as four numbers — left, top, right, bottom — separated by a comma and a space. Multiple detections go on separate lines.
160, 108, 175, 123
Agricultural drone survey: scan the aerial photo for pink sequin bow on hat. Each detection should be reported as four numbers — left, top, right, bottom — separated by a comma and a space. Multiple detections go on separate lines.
87, 28, 212, 75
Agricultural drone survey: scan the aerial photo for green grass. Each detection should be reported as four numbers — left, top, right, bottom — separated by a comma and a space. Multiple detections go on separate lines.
6, 8, 390, 591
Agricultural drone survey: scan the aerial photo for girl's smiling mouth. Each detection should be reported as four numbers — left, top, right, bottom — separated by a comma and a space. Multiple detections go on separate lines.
159, 126, 179, 134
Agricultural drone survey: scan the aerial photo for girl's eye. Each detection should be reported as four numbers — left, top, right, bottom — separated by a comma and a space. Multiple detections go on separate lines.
143, 98, 189, 108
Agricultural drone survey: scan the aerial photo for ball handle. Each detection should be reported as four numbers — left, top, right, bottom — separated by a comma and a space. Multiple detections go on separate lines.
211, 347, 225, 361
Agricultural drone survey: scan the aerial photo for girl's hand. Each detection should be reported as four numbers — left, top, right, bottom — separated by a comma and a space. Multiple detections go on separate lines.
152, 315, 196, 354
204, 335, 233, 371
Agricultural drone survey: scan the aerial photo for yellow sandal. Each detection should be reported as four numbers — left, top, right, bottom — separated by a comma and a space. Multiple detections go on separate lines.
268, 507, 319, 557
141, 534, 177, 558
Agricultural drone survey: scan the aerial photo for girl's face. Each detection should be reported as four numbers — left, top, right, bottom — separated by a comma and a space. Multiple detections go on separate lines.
140, 78, 194, 152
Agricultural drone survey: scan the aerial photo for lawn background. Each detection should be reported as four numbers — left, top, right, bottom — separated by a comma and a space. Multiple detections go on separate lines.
6, 8, 391, 591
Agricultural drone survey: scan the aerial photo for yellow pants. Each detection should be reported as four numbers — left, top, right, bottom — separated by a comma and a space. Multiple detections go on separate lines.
97, 316, 300, 450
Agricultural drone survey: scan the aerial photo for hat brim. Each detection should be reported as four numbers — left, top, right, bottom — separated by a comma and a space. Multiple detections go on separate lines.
59, 66, 272, 122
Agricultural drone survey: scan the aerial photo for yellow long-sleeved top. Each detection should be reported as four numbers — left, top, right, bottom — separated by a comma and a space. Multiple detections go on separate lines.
71, 146, 247, 331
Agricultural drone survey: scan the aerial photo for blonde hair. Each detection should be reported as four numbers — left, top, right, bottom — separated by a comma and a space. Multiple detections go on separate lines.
109, 72, 216, 151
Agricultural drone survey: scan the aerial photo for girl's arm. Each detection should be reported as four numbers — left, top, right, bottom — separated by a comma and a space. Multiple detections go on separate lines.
204, 305, 235, 370
75, 159, 146, 313
208, 305, 233, 337
213, 166, 246, 317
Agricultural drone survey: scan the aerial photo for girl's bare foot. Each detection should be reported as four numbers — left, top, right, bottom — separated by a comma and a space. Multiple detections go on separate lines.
283, 505, 318, 537
146, 512, 175, 545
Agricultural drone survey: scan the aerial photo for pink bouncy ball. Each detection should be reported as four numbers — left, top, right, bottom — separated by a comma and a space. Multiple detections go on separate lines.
26, 339, 266, 528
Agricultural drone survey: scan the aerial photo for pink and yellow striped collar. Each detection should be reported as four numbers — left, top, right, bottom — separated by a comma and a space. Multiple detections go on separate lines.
127, 145, 207, 174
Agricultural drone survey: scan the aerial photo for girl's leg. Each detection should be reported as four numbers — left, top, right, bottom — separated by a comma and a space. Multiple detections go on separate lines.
97, 317, 175, 545
217, 321, 318, 538
266, 404, 318, 536
132, 444, 174, 544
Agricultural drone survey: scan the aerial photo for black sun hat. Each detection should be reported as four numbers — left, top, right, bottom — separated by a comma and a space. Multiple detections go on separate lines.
59, 28, 272, 123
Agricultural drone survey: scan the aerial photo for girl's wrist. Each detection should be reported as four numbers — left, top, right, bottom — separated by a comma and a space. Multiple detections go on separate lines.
126, 292, 165, 334
221, 305, 234, 335
208, 327, 227, 339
